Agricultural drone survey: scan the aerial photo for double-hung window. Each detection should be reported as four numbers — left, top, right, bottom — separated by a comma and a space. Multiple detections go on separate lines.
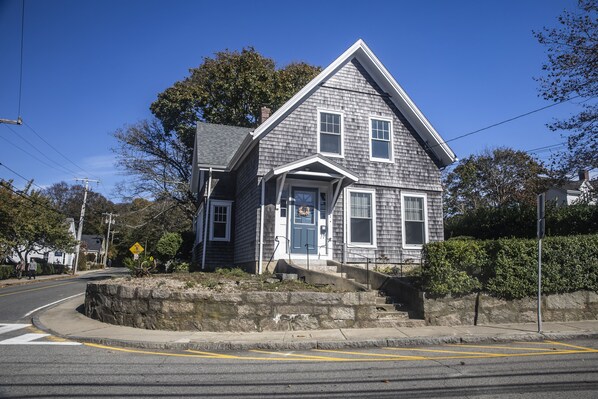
210, 200, 232, 241
370, 118, 392, 161
402, 193, 427, 248
347, 189, 376, 246
318, 111, 343, 156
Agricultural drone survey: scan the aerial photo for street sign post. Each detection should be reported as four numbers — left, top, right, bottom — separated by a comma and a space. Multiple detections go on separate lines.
537, 193, 545, 333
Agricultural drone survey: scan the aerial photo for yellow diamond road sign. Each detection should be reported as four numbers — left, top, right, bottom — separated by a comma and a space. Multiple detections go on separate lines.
129, 242, 144, 255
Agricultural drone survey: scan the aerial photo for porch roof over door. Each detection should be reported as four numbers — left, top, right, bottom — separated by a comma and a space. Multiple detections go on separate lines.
263, 154, 359, 184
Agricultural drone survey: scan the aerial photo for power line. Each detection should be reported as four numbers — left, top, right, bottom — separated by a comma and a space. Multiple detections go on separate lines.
525, 142, 567, 153
0, 132, 75, 176
0, 161, 44, 190
2, 125, 79, 175
429, 95, 583, 150
23, 121, 101, 180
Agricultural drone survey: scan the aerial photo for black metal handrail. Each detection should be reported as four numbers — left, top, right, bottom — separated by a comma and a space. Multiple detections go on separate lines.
266, 236, 291, 271
342, 247, 374, 289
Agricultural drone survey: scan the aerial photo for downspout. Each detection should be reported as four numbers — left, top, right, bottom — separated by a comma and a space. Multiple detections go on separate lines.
201, 168, 212, 270
258, 177, 265, 274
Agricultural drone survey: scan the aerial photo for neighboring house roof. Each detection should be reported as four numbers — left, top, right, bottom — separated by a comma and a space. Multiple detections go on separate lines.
195, 123, 252, 168
81, 235, 103, 252
228, 39, 457, 171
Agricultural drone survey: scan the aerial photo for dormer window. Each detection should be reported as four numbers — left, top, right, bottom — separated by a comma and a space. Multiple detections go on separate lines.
370, 117, 393, 161
318, 111, 343, 157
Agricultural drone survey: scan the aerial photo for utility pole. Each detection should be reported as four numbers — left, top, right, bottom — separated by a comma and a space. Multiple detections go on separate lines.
72, 177, 99, 274
102, 212, 117, 268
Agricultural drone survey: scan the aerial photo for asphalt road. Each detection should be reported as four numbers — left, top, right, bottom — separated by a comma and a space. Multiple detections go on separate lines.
0, 268, 129, 323
1, 269, 597, 398
0, 337, 597, 398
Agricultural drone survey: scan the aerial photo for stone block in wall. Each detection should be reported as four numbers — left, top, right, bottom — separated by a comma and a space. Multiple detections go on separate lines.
289, 292, 343, 305
358, 292, 377, 304
105, 284, 118, 296
289, 314, 320, 330
329, 306, 355, 320
228, 318, 258, 332
238, 304, 273, 317
245, 291, 289, 304
588, 291, 598, 304
136, 288, 152, 299
148, 300, 162, 312
118, 286, 136, 299
204, 302, 237, 320
319, 318, 355, 329
276, 305, 328, 316
162, 300, 194, 314
355, 306, 378, 321
210, 293, 243, 303
151, 289, 171, 299
546, 292, 587, 310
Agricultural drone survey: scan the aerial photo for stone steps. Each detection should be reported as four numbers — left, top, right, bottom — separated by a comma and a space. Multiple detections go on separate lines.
375, 294, 424, 326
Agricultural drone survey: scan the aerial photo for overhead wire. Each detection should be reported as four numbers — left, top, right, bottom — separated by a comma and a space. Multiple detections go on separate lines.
429, 95, 583, 150
0, 179, 67, 217
0, 161, 45, 190
22, 121, 101, 180
2, 124, 80, 175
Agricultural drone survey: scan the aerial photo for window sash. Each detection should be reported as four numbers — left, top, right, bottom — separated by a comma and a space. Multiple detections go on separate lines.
371, 119, 391, 160
349, 191, 373, 244
402, 195, 426, 247
210, 202, 231, 241
319, 112, 342, 155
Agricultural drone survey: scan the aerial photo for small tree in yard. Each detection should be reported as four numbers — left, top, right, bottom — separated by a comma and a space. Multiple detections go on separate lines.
156, 232, 183, 264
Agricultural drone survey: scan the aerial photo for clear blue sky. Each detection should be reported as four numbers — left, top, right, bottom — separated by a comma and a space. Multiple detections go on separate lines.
0, 0, 583, 202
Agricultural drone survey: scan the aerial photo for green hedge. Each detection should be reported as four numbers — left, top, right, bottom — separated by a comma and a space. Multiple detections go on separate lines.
422, 234, 598, 299
1, 265, 13, 280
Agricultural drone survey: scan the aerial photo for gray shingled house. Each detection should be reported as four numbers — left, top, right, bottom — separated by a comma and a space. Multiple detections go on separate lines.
190, 40, 457, 272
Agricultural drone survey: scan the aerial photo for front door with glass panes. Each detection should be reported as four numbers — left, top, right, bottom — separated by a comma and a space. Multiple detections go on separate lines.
290, 187, 318, 254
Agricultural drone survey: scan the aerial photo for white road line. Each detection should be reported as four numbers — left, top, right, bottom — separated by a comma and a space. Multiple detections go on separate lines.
0, 323, 30, 335
0, 333, 81, 345
23, 292, 84, 318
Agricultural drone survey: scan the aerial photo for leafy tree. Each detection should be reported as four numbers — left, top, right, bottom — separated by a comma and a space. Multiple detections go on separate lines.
443, 147, 548, 216
156, 232, 183, 262
113, 47, 320, 221
534, 0, 598, 173
0, 180, 76, 262
150, 47, 321, 151
44, 182, 114, 235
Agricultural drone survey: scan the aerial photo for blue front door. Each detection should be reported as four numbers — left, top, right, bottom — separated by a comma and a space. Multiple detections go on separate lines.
291, 187, 318, 254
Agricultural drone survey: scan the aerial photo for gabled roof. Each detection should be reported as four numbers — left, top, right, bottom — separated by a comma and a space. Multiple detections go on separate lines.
195, 122, 252, 168
264, 154, 359, 182
229, 39, 457, 170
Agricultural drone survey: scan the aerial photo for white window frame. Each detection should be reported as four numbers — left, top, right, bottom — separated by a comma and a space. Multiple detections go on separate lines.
401, 192, 428, 249
369, 116, 393, 162
209, 200, 232, 242
345, 187, 377, 248
317, 109, 344, 158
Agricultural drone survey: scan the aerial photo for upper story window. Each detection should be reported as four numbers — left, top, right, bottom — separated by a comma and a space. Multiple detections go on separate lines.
370, 118, 392, 161
318, 111, 343, 156
210, 200, 232, 241
401, 193, 427, 248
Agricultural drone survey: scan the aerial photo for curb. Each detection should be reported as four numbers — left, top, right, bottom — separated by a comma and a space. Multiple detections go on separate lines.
31, 310, 598, 352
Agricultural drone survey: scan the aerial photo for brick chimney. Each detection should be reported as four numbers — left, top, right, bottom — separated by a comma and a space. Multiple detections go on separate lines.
579, 169, 590, 181
259, 106, 271, 125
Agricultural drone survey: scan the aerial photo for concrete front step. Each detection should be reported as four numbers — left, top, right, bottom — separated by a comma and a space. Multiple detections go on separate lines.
291, 260, 329, 268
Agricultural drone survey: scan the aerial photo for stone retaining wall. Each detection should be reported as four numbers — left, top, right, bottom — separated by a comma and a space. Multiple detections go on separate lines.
85, 282, 380, 332
424, 290, 598, 326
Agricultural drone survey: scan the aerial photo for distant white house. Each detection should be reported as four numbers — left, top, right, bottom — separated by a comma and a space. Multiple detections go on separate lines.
545, 170, 596, 206
11, 218, 77, 267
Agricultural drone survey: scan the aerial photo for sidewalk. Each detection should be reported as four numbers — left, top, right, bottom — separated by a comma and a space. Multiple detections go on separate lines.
34, 296, 598, 351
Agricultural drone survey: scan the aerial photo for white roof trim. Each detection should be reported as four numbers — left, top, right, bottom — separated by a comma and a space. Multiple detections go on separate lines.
229, 39, 456, 169
264, 154, 359, 182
